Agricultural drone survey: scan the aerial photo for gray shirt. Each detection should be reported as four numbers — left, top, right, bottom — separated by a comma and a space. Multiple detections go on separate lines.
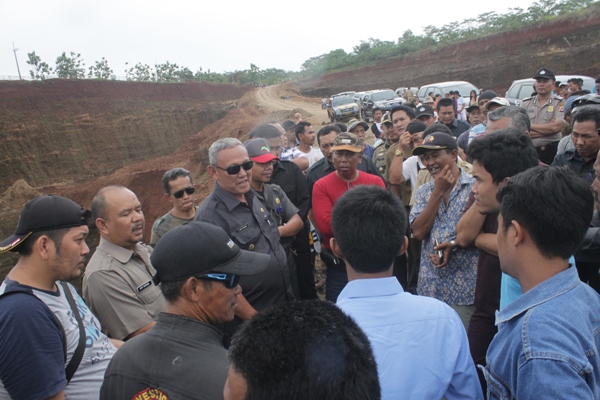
100, 313, 228, 400
195, 183, 294, 321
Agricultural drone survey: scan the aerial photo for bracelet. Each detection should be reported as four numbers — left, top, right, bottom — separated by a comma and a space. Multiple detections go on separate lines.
450, 240, 458, 252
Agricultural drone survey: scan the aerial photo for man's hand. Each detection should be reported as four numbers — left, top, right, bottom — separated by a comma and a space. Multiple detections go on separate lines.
399, 132, 411, 152
429, 241, 454, 268
433, 165, 457, 194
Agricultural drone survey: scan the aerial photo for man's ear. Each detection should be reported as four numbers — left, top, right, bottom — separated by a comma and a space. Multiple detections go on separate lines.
330, 238, 344, 260
35, 235, 55, 261
163, 192, 173, 204
397, 236, 409, 257
207, 165, 218, 181
183, 277, 205, 301
95, 218, 109, 237
511, 220, 526, 247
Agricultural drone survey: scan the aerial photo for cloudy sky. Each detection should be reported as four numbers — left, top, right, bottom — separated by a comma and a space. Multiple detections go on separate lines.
1, 0, 538, 78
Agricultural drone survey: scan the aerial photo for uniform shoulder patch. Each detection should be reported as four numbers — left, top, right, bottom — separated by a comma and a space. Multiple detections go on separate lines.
522, 97, 533, 102
132, 388, 170, 400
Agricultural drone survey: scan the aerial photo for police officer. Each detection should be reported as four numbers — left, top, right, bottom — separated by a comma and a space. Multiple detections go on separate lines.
372, 112, 396, 180
522, 68, 565, 164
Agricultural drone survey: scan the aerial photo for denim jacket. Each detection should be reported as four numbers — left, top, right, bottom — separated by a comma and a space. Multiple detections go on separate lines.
483, 267, 600, 399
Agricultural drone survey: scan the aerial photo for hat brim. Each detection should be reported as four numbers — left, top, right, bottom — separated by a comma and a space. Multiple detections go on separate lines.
412, 145, 453, 156
416, 112, 434, 117
466, 106, 480, 112
0, 232, 32, 253
208, 249, 270, 276
349, 122, 369, 131
331, 145, 362, 153
251, 153, 279, 163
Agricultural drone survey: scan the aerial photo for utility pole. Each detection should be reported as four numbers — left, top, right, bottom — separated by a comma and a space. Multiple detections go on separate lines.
12, 42, 22, 80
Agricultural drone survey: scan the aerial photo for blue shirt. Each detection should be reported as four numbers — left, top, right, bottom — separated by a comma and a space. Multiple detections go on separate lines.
337, 277, 483, 400
410, 170, 479, 305
484, 267, 600, 399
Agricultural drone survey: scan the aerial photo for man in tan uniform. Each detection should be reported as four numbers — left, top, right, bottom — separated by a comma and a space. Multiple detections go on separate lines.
522, 68, 565, 164
84, 186, 167, 340
372, 112, 396, 179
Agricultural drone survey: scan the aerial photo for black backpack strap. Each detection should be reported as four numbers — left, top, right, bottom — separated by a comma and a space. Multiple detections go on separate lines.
60, 281, 86, 383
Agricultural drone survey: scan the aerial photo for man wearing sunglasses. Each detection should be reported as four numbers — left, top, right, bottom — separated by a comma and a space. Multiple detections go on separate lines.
150, 168, 197, 246
195, 138, 295, 346
101, 221, 270, 400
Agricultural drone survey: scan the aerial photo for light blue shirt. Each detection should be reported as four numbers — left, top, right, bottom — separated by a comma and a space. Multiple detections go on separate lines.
337, 277, 483, 400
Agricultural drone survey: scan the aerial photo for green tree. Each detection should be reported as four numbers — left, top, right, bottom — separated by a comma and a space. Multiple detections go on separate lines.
125, 62, 154, 81
26, 51, 52, 80
54, 52, 85, 79
88, 57, 113, 79
155, 61, 179, 82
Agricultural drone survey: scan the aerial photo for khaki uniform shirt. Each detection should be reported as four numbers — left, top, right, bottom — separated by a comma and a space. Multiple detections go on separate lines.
373, 140, 392, 179
386, 143, 413, 207
522, 95, 565, 147
83, 238, 166, 340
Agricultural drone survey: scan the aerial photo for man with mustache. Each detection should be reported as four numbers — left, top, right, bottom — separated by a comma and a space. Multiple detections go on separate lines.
84, 186, 167, 341
195, 138, 294, 346
150, 168, 197, 247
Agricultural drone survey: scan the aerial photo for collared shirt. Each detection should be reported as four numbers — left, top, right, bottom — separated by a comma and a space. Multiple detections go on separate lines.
83, 238, 167, 340
444, 118, 471, 139
552, 148, 596, 183
150, 209, 195, 246
484, 267, 600, 399
195, 183, 294, 313
337, 277, 483, 400
100, 313, 228, 400
306, 156, 384, 204
270, 160, 309, 220
410, 170, 478, 305
372, 140, 391, 178
522, 94, 565, 147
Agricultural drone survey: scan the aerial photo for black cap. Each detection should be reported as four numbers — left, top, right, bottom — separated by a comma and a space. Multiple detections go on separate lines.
0, 195, 91, 253
281, 120, 296, 131
415, 105, 434, 118
406, 121, 427, 135
466, 105, 480, 113
478, 90, 498, 101
412, 132, 458, 156
533, 68, 556, 81
151, 221, 269, 284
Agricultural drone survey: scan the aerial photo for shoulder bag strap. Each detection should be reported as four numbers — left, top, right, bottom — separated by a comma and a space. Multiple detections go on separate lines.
59, 281, 86, 383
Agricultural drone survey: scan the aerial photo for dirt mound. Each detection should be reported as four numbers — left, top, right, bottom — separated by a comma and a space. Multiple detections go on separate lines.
297, 5, 600, 96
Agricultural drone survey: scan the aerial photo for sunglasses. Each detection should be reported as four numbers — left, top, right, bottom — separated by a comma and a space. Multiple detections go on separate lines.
196, 273, 240, 289
214, 160, 253, 175
172, 187, 195, 199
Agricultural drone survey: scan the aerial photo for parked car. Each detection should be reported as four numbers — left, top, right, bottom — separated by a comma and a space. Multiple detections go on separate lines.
327, 95, 361, 122
505, 75, 595, 106
359, 89, 404, 121
417, 81, 478, 103
331, 91, 356, 99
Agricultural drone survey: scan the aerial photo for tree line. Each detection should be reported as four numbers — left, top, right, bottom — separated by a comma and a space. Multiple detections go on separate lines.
300, 0, 599, 77
23, 0, 598, 85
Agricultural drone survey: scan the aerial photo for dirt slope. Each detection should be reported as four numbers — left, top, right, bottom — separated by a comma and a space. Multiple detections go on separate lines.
297, 5, 600, 96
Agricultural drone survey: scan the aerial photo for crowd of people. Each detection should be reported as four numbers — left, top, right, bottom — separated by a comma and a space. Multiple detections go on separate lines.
1, 68, 600, 400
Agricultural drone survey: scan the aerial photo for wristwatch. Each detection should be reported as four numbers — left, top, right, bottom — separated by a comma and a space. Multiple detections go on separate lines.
450, 240, 458, 252
394, 148, 404, 157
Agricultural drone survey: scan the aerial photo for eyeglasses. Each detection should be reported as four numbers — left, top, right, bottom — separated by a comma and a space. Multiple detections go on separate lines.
196, 273, 240, 289
172, 187, 195, 199
214, 160, 253, 175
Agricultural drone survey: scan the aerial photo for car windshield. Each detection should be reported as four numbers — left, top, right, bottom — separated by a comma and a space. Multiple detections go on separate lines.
444, 83, 478, 97
332, 96, 355, 106
372, 90, 397, 101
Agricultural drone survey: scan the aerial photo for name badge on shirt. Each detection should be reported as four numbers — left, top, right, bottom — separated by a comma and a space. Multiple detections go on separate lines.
137, 280, 152, 293
237, 224, 248, 232
547, 105, 554, 112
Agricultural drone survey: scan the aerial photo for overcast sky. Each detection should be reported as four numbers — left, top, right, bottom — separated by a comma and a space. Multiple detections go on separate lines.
1, 0, 538, 78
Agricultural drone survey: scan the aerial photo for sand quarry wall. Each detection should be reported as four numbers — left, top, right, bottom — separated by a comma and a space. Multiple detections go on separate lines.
298, 5, 600, 96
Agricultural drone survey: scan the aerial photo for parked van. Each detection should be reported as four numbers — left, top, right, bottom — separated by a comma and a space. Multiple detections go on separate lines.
417, 81, 478, 103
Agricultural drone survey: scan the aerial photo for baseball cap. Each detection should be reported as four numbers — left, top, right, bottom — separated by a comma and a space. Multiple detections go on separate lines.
423, 96, 434, 104
0, 195, 91, 253
415, 105, 434, 118
381, 112, 392, 125
281, 120, 296, 131
533, 68, 556, 80
407, 121, 427, 135
466, 105, 480, 113
151, 221, 269, 284
478, 90, 498, 102
412, 132, 458, 156
331, 132, 363, 153
244, 138, 278, 163
485, 97, 511, 110
347, 119, 369, 133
